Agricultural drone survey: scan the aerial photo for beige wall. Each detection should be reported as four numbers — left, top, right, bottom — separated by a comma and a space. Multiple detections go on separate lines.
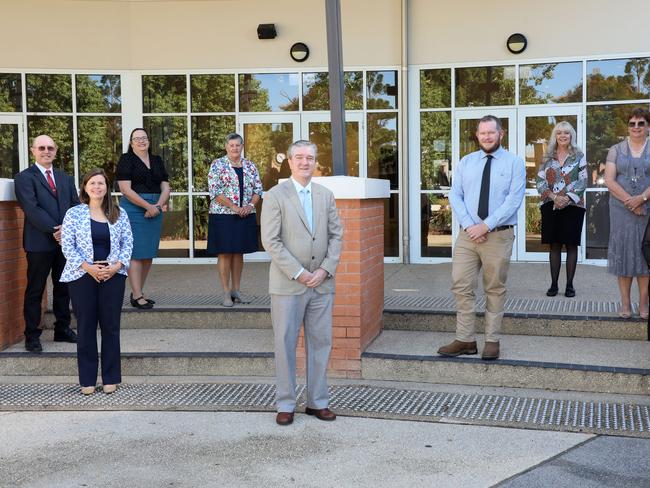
0, 0, 401, 70
410, 0, 650, 65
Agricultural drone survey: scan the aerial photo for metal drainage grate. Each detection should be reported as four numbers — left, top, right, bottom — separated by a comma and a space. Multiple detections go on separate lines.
0, 383, 648, 437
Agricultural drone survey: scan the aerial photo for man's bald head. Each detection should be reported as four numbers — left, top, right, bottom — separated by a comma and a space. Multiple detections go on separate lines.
31, 134, 57, 168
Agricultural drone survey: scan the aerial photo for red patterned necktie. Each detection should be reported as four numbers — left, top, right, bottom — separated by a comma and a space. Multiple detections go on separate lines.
45, 169, 57, 194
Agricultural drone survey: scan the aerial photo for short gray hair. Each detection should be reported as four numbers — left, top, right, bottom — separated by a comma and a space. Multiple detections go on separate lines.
225, 133, 243, 145
287, 140, 317, 159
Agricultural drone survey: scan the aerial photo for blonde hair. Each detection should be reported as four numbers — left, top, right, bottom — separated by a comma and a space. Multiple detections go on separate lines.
544, 121, 581, 162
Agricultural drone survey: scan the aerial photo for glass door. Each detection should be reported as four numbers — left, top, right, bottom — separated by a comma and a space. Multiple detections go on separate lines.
238, 114, 301, 260
300, 112, 364, 178
516, 106, 583, 261
452, 109, 517, 256
0, 115, 25, 180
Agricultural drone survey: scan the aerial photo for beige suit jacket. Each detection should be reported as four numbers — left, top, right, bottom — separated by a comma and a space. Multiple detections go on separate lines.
261, 179, 343, 295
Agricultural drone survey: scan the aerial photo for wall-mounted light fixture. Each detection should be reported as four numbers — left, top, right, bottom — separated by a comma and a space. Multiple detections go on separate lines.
506, 33, 527, 54
257, 24, 277, 40
290, 42, 310, 63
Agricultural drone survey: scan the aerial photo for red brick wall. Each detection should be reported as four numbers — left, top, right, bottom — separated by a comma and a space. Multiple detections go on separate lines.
0, 202, 26, 350
296, 198, 385, 380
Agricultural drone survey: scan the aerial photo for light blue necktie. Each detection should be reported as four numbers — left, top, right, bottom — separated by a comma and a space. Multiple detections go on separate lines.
301, 188, 313, 233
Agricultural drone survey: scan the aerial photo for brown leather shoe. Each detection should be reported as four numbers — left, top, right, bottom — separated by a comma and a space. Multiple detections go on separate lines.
482, 341, 500, 360
276, 412, 294, 426
437, 340, 478, 357
305, 407, 336, 421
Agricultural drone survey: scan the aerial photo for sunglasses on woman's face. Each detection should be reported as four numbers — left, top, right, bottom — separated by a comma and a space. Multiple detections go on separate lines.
628, 120, 647, 128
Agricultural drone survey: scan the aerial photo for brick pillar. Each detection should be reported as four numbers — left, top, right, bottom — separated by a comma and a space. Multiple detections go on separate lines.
294, 176, 389, 380
0, 201, 27, 350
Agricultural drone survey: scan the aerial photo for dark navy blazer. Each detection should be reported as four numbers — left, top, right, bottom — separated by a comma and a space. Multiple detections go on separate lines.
14, 165, 80, 252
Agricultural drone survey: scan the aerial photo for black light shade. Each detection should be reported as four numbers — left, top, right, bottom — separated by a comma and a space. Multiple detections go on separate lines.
257, 24, 277, 40
290, 42, 310, 62
506, 33, 527, 54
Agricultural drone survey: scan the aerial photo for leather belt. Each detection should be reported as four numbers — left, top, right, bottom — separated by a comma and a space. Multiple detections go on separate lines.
491, 225, 514, 232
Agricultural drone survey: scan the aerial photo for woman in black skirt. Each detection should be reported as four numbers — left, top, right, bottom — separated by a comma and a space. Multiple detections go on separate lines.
207, 133, 263, 306
536, 121, 588, 297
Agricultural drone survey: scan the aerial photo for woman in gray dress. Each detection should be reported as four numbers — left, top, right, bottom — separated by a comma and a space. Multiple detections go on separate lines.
604, 108, 650, 318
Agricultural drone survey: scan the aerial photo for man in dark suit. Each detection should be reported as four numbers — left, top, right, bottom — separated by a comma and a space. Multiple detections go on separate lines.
14, 134, 79, 353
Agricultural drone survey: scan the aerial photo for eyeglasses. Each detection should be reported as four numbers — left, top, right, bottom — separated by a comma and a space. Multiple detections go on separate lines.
131, 136, 149, 142
628, 121, 647, 128
34, 146, 56, 152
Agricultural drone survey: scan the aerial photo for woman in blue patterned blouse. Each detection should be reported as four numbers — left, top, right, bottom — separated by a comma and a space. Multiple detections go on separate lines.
60, 169, 133, 395
536, 121, 587, 298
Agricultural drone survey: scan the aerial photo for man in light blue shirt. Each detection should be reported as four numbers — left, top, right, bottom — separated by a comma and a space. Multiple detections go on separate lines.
438, 115, 525, 360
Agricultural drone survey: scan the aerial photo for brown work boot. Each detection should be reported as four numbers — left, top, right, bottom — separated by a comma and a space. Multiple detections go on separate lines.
482, 341, 500, 360
437, 340, 478, 357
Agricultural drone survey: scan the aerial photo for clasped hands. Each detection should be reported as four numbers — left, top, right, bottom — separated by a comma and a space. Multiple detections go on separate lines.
623, 195, 647, 216
232, 204, 254, 218
465, 223, 490, 244
552, 194, 571, 210
144, 203, 162, 218
83, 262, 122, 283
297, 267, 328, 288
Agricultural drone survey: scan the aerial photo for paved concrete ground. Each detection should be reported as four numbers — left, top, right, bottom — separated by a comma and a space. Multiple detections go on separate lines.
0, 411, 601, 488
139, 262, 633, 304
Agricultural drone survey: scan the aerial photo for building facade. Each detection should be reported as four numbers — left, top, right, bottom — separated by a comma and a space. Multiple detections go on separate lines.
1, 0, 649, 264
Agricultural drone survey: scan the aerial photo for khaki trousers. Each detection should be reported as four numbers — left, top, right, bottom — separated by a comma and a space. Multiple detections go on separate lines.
451, 227, 515, 343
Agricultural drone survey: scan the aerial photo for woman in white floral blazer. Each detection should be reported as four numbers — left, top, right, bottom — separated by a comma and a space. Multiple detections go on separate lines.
61, 168, 133, 395
207, 133, 263, 307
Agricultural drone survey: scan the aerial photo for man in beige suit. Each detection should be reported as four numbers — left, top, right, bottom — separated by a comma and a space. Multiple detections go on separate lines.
261, 140, 343, 426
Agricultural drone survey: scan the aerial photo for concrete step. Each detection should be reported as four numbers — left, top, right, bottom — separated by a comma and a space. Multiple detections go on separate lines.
2, 329, 648, 396
42, 305, 649, 341
362, 331, 650, 396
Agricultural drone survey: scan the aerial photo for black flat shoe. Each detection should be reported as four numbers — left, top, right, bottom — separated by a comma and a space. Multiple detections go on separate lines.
131, 295, 153, 309
546, 286, 558, 297
565, 286, 576, 298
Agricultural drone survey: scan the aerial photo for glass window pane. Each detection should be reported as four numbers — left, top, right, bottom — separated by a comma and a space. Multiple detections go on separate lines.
0, 124, 20, 178
142, 75, 187, 113
420, 193, 451, 258
367, 71, 398, 109
159, 195, 189, 258
26, 74, 72, 112
239, 73, 299, 112
76, 75, 121, 113
302, 71, 363, 111
420, 69, 451, 108
420, 111, 451, 190
525, 195, 546, 253
27, 115, 74, 175
242, 122, 294, 192
307, 121, 359, 177
384, 193, 400, 257
523, 114, 577, 188
190, 74, 235, 113
191, 115, 236, 192
519, 62, 583, 104
585, 191, 609, 259
143, 116, 188, 191
586, 103, 648, 188
192, 195, 211, 258
455, 66, 515, 107
77, 116, 122, 185
367, 113, 398, 189
0, 74, 22, 112
587, 57, 650, 102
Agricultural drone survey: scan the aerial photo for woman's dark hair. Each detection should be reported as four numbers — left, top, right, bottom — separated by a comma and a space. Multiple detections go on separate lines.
127, 127, 153, 155
79, 168, 120, 224
627, 108, 650, 124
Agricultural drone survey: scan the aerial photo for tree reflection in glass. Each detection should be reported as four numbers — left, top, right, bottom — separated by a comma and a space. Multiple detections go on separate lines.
143, 75, 186, 113
0, 74, 22, 112
420, 193, 452, 258
302, 71, 363, 111
307, 121, 359, 177
239, 73, 299, 112
76, 75, 121, 113
455, 66, 515, 107
159, 195, 189, 258
191, 115, 236, 191
367, 71, 398, 109
587, 57, 650, 102
191, 74, 235, 113
519, 63, 582, 104
0, 124, 19, 178
420, 111, 451, 190
77, 116, 122, 186
144, 116, 188, 191
26, 74, 72, 113
367, 113, 398, 189
27, 115, 74, 175
420, 69, 451, 109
